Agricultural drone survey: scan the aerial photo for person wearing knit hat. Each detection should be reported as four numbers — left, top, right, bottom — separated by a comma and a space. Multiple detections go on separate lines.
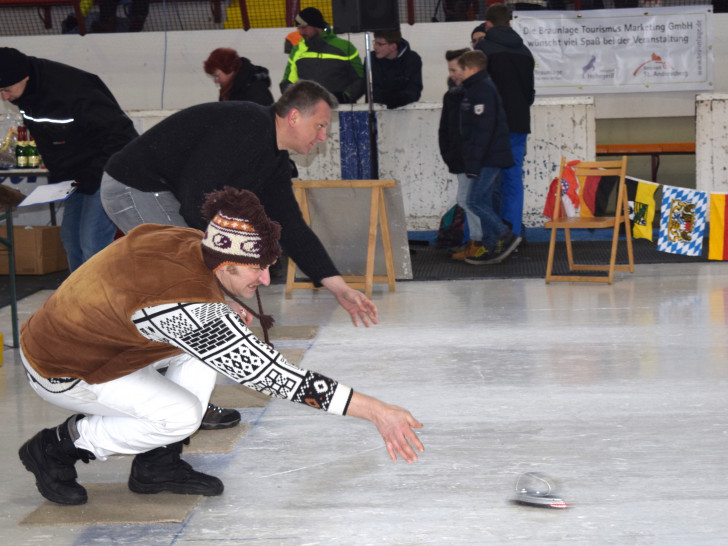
17, 186, 425, 507
0, 47, 138, 276
0, 47, 31, 96
295, 6, 327, 29
471, 23, 486, 47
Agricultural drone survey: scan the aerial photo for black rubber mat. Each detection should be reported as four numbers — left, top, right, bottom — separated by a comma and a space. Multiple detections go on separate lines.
409, 239, 710, 281
0, 240, 714, 308
0, 268, 68, 309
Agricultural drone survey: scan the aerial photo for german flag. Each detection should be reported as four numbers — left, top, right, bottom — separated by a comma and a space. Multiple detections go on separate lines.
709, 193, 728, 260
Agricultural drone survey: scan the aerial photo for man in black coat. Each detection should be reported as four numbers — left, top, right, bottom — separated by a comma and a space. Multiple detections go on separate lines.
475, 4, 535, 242
370, 30, 423, 109
0, 47, 138, 272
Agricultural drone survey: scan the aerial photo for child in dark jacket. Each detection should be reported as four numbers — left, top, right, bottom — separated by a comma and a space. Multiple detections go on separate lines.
438, 48, 476, 259
457, 50, 520, 265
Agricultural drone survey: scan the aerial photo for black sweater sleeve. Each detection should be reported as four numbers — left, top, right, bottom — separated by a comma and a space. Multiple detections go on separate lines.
258, 160, 340, 283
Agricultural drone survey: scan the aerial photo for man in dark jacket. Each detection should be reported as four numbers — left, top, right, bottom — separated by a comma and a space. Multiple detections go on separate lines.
475, 3, 535, 242
102, 80, 377, 329
457, 50, 517, 266
370, 30, 422, 109
280, 7, 365, 104
0, 47, 138, 272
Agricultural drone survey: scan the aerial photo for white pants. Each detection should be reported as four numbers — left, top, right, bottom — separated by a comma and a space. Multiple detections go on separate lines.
20, 350, 218, 460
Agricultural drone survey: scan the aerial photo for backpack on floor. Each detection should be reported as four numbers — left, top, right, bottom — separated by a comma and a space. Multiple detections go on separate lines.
436, 204, 468, 248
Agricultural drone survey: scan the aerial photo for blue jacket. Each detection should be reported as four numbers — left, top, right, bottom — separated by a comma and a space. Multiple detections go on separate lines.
460, 70, 513, 174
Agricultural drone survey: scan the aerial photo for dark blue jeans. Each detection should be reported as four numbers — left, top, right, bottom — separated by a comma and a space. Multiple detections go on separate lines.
468, 166, 506, 247
60, 188, 117, 272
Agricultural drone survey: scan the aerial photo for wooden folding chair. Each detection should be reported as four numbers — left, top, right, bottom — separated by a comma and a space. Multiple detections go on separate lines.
544, 156, 634, 284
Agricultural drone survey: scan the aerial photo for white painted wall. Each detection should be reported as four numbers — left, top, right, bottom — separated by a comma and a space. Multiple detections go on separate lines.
1, 16, 724, 229
696, 94, 728, 192
1, 17, 727, 116
128, 99, 593, 231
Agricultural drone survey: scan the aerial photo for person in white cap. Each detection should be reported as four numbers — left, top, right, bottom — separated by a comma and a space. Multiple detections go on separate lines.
18, 187, 424, 507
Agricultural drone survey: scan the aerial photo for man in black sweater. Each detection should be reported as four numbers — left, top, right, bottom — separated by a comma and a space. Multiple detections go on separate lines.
475, 4, 535, 243
0, 47, 138, 272
102, 81, 379, 430
102, 80, 377, 327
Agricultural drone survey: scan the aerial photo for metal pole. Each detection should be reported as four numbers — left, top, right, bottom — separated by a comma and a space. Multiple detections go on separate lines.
364, 32, 379, 180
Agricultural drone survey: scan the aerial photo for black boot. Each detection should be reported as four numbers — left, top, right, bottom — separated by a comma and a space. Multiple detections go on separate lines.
19, 414, 95, 505
199, 403, 241, 430
128, 438, 224, 496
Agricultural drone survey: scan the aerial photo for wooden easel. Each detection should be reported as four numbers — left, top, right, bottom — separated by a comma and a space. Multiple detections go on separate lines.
285, 179, 397, 299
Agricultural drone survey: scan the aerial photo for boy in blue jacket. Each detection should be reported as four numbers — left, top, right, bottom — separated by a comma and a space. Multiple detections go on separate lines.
458, 50, 520, 265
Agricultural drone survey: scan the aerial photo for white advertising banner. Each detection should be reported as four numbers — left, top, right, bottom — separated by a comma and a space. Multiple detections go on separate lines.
512, 6, 714, 94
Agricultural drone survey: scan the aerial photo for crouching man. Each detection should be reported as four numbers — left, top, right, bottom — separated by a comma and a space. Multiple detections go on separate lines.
18, 187, 424, 506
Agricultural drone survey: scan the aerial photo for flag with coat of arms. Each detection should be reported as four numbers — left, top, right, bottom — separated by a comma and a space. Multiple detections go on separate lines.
658, 186, 707, 256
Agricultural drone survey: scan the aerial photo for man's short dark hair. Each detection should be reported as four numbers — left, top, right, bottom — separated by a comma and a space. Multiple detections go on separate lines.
445, 48, 470, 62
458, 50, 487, 71
274, 80, 338, 116
485, 4, 511, 27
373, 30, 402, 44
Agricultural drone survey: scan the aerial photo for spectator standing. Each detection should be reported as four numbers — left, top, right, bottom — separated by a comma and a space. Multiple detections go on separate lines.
370, 30, 423, 109
0, 47, 137, 272
101, 81, 377, 328
457, 50, 519, 265
280, 7, 365, 104
475, 4, 535, 243
437, 48, 474, 259
203, 48, 274, 105
471, 23, 486, 48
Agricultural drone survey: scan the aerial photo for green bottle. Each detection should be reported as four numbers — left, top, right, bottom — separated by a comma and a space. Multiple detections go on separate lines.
15, 126, 28, 168
27, 135, 40, 168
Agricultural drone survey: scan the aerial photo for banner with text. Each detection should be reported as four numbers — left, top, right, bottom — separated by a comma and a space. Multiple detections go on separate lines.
512, 6, 714, 94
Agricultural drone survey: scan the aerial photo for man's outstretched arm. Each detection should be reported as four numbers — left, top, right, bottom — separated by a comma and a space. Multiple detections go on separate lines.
345, 391, 424, 463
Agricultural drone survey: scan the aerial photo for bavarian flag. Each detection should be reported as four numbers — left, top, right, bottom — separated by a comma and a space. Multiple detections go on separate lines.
709, 193, 728, 260
626, 177, 658, 241
658, 186, 707, 256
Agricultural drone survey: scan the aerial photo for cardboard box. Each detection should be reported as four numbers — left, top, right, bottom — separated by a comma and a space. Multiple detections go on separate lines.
0, 225, 68, 275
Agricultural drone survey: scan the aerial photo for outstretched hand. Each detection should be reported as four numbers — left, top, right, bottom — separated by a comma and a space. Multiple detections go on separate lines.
322, 275, 379, 327
374, 403, 424, 464
346, 392, 424, 463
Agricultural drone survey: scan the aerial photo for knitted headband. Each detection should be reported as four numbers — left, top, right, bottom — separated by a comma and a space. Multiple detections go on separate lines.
201, 187, 281, 271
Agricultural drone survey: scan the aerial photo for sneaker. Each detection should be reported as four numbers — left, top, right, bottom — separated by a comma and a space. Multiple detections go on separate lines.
19, 414, 95, 505
128, 439, 224, 496
199, 403, 241, 430
447, 242, 468, 255
465, 232, 522, 265
451, 241, 477, 261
